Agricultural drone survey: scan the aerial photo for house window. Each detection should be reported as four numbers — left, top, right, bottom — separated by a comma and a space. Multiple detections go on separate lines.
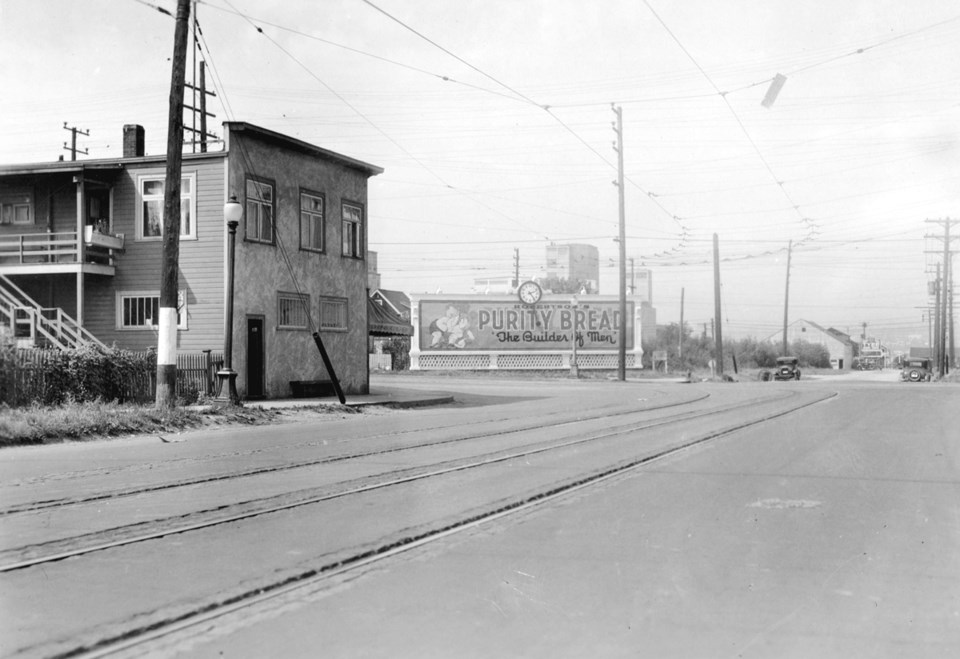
136, 174, 196, 240
278, 292, 310, 330
245, 178, 274, 244
0, 190, 34, 225
341, 202, 363, 258
117, 291, 187, 330
319, 296, 348, 331
300, 191, 324, 252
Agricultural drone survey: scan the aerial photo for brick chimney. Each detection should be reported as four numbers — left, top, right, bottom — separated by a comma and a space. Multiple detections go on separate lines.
122, 124, 145, 158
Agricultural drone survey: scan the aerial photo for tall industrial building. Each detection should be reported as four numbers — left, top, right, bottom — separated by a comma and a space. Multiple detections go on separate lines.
545, 243, 599, 292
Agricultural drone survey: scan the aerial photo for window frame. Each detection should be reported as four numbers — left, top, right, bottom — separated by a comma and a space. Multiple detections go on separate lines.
135, 173, 197, 241
277, 291, 311, 331
0, 189, 35, 226
299, 189, 325, 254
340, 201, 364, 259
318, 295, 348, 332
116, 291, 187, 330
244, 177, 276, 245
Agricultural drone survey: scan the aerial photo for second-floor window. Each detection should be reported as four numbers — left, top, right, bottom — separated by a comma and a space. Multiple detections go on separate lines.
300, 191, 324, 252
0, 190, 33, 225
245, 178, 274, 244
341, 202, 363, 258
137, 174, 196, 240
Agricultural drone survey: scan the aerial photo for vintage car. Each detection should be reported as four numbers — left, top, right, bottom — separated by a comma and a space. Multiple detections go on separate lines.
900, 358, 933, 382
773, 356, 801, 381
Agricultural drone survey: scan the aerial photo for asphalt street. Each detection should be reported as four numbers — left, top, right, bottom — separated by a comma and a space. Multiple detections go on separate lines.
0, 372, 957, 658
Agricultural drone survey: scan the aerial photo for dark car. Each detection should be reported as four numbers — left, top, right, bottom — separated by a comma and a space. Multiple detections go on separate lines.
900, 358, 933, 382
773, 356, 801, 381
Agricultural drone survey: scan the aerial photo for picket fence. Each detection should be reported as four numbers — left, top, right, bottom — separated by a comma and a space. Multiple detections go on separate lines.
1, 349, 223, 406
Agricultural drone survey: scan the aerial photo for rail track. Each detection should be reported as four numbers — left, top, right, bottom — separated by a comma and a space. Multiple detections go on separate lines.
0, 391, 712, 517
2, 388, 838, 659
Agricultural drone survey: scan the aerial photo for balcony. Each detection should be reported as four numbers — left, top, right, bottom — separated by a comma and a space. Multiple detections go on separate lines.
0, 230, 121, 276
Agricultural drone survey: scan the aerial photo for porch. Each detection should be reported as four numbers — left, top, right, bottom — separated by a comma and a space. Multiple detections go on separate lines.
0, 229, 122, 276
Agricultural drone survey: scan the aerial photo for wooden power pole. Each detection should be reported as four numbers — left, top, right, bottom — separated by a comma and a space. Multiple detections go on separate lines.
713, 234, 723, 376
782, 239, 792, 355
679, 287, 685, 363
612, 104, 626, 382
156, 0, 192, 408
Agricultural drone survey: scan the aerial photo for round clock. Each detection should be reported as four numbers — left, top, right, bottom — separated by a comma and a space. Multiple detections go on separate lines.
517, 280, 542, 305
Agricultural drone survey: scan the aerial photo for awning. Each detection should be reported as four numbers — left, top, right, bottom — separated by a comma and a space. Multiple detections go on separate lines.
368, 297, 413, 337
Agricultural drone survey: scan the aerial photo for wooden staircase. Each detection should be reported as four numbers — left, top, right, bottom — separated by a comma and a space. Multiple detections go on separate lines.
0, 274, 105, 350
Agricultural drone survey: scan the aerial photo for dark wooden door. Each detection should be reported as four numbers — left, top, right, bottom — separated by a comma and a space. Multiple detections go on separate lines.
246, 317, 265, 399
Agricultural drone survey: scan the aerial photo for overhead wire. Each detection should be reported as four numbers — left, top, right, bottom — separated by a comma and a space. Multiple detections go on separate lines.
135, 0, 953, 316
356, 0, 690, 248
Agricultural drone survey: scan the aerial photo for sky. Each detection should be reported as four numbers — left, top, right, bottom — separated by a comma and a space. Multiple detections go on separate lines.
2, 0, 959, 347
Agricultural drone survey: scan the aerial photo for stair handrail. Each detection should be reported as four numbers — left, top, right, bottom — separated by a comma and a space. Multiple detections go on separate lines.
0, 274, 106, 350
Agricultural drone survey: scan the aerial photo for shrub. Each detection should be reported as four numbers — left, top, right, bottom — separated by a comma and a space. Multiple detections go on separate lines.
0, 346, 156, 407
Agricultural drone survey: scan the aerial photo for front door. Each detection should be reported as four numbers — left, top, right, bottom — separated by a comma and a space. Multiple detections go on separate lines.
246, 316, 265, 399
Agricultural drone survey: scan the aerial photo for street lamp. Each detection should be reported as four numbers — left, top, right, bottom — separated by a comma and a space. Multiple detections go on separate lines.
214, 194, 242, 405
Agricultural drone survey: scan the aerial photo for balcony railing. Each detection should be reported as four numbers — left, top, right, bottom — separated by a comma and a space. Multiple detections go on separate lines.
0, 230, 123, 267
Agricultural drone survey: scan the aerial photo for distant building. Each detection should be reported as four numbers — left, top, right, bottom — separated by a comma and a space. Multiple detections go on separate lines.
471, 276, 514, 294
367, 250, 381, 291
545, 243, 598, 293
766, 319, 856, 370
630, 267, 653, 305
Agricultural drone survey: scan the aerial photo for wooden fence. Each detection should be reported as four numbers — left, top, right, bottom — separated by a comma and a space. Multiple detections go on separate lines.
0, 348, 223, 407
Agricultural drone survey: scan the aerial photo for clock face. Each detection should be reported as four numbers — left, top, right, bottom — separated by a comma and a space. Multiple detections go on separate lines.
518, 281, 542, 305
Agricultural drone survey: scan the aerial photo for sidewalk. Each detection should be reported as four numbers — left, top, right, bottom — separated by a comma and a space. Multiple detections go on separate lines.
245, 384, 455, 411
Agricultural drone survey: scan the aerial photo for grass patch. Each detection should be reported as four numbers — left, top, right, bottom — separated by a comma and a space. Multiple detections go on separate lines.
0, 401, 293, 446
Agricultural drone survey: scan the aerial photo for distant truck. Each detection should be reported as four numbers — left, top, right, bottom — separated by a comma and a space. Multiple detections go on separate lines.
773, 356, 801, 381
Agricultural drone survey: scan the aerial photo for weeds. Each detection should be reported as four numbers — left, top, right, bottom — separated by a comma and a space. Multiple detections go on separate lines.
0, 400, 288, 446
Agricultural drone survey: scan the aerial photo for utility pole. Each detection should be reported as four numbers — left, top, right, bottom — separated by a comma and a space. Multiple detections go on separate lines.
155, 0, 192, 409
782, 239, 792, 355
183, 2, 218, 152
713, 233, 723, 376
678, 287, 685, 363
62, 123, 89, 160
612, 104, 627, 382
942, 221, 950, 375
628, 257, 635, 295
934, 264, 942, 373
926, 218, 959, 376
950, 255, 955, 368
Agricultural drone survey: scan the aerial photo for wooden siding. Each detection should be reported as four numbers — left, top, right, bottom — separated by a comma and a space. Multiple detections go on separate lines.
83, 156, 226, 351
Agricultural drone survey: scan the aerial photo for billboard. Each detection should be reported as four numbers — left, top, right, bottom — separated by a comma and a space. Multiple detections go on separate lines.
419, 298, 633, 351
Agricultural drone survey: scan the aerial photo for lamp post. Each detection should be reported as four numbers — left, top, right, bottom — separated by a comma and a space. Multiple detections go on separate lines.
214, 195, 242, 405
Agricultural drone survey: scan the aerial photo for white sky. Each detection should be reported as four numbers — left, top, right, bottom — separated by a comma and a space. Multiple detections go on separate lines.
2, 0, 959, 345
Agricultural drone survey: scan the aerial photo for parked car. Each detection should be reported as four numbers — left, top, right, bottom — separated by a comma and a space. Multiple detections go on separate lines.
773, 356, 801, 381
900, 358, 933, 382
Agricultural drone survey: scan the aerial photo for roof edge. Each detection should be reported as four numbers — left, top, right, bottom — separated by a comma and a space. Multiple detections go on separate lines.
225, 122, 384, 176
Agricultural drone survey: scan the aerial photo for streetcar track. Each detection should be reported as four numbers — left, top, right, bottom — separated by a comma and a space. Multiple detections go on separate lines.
63, 389, 840, 659
0, 390, 814, 573
0, 391, 715, 516
4, 393, 673, 491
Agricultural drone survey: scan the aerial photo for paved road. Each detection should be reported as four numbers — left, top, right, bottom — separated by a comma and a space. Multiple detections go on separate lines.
1, 375, 957, 658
